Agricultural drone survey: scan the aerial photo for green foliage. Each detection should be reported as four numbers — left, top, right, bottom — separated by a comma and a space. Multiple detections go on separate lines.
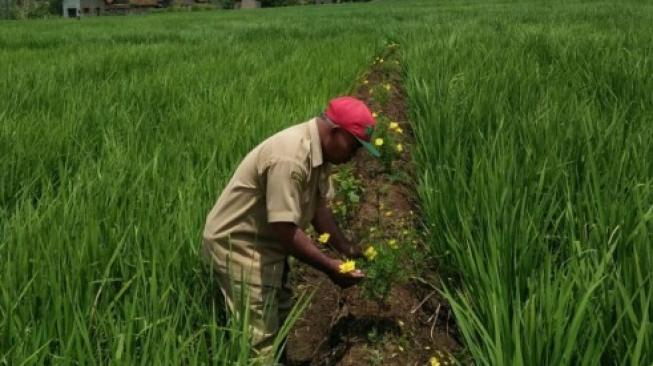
358, 225, 415, 302
0, 8, 379, 364
261, 0, 301, 7
4, 0, 52, 19
378, 47, 401, 78
369, 82, 390, 108
47, 0, 61, 15
331, 166, 363, 223
2, 1, 652, 364
406, 1, 653, 364
216, 0, 235, 9
370, 114, 402, 172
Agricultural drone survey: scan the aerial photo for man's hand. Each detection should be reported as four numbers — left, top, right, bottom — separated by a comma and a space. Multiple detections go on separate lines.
270, 222, 365, 289
271, 222, 339, 276
312, 205, 362, 258
326, 259, 365, 288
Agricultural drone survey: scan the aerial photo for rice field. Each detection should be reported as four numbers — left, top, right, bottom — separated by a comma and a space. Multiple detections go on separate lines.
2, 0, 652, 364
405, 2, 653, 364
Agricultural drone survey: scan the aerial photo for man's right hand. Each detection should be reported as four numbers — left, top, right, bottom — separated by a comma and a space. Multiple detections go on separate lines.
327, 259, 365, 288
269, 222, 365, 288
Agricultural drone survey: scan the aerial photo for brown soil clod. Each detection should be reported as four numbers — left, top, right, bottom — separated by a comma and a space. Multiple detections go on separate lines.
287, 45, 461, 366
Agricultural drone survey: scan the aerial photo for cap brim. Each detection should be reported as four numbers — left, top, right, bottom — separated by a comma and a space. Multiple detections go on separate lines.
355, 136, 381, 158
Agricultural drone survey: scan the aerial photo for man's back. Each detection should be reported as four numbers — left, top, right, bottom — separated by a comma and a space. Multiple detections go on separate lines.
202, 118, 331, 286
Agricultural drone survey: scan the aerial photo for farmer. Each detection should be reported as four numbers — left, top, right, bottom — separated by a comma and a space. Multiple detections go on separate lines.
202, 96, 380, 359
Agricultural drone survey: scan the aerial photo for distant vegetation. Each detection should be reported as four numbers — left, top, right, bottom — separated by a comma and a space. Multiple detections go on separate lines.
0, 0, 370, 19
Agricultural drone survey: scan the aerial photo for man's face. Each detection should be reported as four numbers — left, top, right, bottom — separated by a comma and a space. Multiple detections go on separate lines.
326, 127, 361, 165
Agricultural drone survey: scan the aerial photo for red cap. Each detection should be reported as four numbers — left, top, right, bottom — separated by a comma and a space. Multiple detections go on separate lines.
324, 96, 376, 142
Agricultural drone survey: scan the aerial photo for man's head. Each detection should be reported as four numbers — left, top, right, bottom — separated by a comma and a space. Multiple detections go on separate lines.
318, 96, 379, 165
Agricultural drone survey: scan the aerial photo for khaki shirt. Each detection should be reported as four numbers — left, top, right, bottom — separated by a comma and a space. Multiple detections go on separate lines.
203, 118, 333, 287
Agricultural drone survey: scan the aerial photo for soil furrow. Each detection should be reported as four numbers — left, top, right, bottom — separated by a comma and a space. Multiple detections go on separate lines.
287, 45, 460, 366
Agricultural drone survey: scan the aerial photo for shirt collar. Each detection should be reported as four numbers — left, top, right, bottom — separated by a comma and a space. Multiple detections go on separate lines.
308, 118, 324, 168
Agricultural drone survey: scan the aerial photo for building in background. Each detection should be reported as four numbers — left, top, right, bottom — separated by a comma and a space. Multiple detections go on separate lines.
62, 0, 106, 17
63, 0, 159, 17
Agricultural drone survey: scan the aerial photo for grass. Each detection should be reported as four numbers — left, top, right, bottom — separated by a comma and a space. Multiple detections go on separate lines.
0, 7, 384, 364
404, 1, 653, 364
2, 0, 653, 364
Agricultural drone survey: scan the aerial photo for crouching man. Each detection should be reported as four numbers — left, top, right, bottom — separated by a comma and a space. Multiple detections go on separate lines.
202, 96, 379, 360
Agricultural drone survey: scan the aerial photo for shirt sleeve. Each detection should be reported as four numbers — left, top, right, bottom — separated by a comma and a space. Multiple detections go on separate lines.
265, 160, 307, 225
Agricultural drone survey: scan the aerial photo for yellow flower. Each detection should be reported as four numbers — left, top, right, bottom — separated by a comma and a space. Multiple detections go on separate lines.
339, 260, 356, 273
388, 239, 398, 249
396, 127, 404, 134
372, 112, 378, 118
396, 144, 403, 153
374, 138, 384, 146
317, 233, 330, 244
430, 356, 440, 366
379, 58, 384, 63
384, 84, 391, 91
363, 79, 369, 84
389, 122, 399, 130
394, 60, 400, 65
364, 246, 378, 261
384, 210, 393, 217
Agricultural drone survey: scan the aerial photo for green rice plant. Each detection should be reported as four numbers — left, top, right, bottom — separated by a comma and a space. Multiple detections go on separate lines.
404, 1, 653, 364
0, 5, 387, 364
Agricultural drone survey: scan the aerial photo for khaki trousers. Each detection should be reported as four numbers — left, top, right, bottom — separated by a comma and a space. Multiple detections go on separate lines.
215, 258, 294, 358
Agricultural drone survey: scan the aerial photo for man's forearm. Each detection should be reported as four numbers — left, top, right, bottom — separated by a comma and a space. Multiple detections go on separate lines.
270, 222, 337, 274
312, 205, 355, 256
